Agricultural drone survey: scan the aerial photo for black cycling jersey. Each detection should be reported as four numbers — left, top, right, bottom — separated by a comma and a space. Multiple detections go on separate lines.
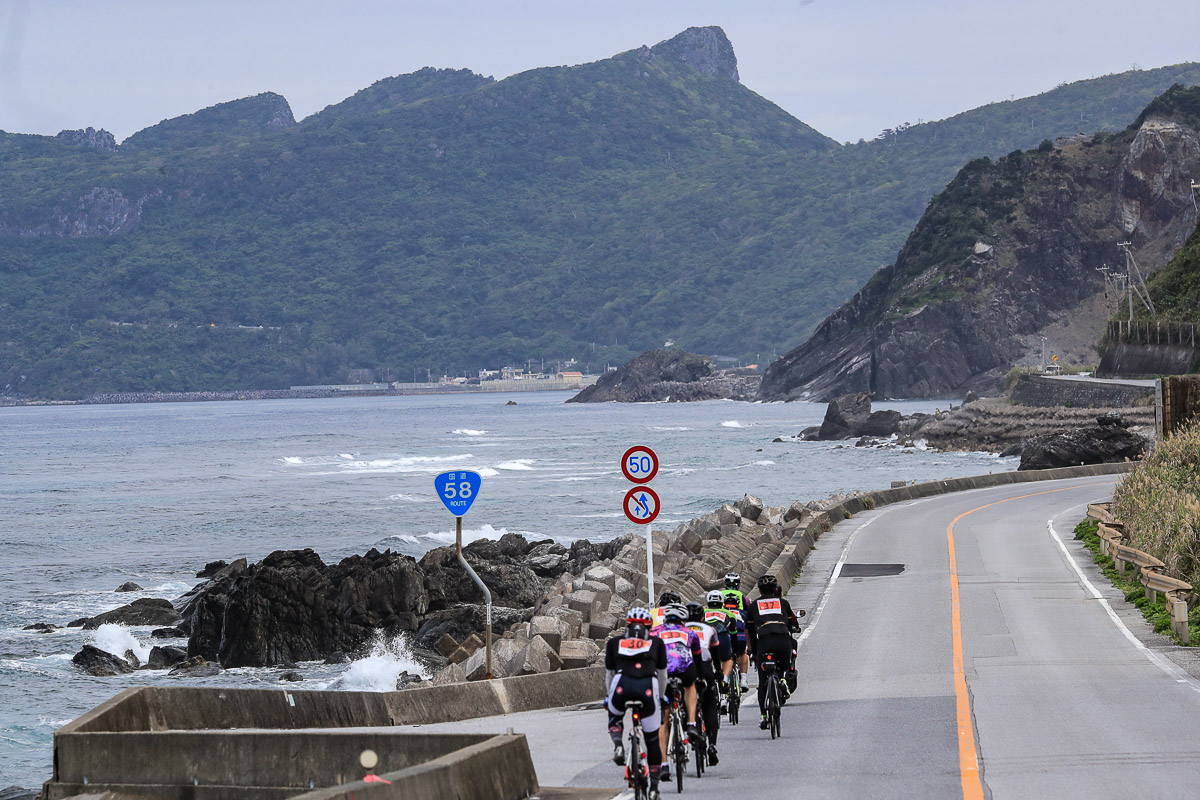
605, 633, 668, 678
744, 595, 799, 654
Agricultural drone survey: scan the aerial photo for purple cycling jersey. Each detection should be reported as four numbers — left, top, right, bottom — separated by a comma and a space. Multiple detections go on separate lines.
650, 622, 701, 673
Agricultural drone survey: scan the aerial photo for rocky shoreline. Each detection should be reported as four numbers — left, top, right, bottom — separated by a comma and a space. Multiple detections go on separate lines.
568, 349, 760, 403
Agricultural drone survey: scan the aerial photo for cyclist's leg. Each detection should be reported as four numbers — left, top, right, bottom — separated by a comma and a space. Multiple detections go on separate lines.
754, 642, 771, 714
606, 676, 627, 745
680, 662, 698, 725
700, 671, 720, 746
639, 689, 664, 789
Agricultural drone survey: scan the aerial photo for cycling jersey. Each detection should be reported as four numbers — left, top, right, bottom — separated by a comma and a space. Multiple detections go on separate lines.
650, 622, 702, 673
684, 621, 718, 662
744, 595, 799, 654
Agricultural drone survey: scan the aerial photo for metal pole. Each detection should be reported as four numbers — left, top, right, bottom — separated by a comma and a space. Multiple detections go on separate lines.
646, 525, 655, 606
456, 516, 492, 679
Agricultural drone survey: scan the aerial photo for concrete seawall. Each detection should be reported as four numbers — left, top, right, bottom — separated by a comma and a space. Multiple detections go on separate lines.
1010, 373, 1153, 408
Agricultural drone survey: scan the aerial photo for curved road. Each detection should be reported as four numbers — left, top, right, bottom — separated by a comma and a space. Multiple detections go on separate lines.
409, 476, 1200, 798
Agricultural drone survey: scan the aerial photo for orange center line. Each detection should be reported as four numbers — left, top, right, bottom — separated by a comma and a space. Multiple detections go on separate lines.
946, 480, 1116, 800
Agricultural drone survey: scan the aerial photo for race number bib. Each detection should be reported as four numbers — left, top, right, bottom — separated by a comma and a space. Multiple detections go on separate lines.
757, 598, 783, 615
659, 629, 689, 645
704, 610, 726, 625
618, 638, 652, 656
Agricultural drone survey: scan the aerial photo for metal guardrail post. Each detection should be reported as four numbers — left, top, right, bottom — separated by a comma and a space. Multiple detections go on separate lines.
456, 516, 493, 680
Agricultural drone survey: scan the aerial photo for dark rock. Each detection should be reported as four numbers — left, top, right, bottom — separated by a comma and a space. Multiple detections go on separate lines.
151, 626, 187, 638
1096, 411, 1129, 428
818, 392, 873, 439
324, 651, 350, 665
650, 26, 740, 81
1018, 425, 1149, 470
999, 442, 1024, 458
145, 645, 188, 670
183, 548, 428, 668
196, 560, 229, 578
168, 656, 221, 677
567, 349, 759, 403
416, 605, 531, 648
0, 786, 39, 800
82, 597, 181, 629
23, 622, 58, 633
860, 409, 903, 437
506, 400, 518, 406
279, 670, 304, 682
72, 645, 135, 676
963, 391, 980, 404
855, 436, 872, 447
66, 618, 88, 628
115, 581, 143, 592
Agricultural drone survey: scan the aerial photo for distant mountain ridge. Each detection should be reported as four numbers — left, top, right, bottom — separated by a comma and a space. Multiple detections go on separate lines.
2, 28, 1200, 398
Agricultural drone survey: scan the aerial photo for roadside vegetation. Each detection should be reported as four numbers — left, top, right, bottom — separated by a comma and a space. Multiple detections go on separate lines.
1074, 519, 1200, 644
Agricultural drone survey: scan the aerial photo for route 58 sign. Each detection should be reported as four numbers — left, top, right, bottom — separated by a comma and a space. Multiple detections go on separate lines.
434, 470, 482, 516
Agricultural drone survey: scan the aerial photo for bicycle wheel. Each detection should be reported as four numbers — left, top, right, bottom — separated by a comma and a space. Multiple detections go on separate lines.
672, 716, 686, 794
769, 676, 781, 740
694, 723, 705, 778
629, 730, 646, 800
728, 673, 740, 726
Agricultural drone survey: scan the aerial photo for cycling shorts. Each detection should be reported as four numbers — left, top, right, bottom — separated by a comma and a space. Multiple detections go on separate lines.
668, 660, 698, 689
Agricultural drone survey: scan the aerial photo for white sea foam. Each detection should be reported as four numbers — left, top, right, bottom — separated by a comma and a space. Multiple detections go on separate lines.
913, 439, 930, 451
338, 453, 355, 460
753, 460, 776, 466
649, 426, 692, 431
720, 421, 745, 428
423, 523, 509, 545
496, 459, 535, 471
326, 634, 426, 691
330, 454, 475, 475
385, 494, 432, 504
92, 624, 153, 665
452, 429, 489, 436
477, 467, 500, 477
282, 456, 304, 464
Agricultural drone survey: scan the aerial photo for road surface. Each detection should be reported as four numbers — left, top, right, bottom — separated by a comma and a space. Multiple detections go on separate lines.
406, 475, 1200, 798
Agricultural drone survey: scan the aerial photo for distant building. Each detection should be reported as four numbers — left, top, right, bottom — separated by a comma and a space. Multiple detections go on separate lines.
557, 371, 584, 383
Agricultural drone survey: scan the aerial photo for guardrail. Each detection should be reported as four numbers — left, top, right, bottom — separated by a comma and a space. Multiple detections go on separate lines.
1086, 503, 1192, 642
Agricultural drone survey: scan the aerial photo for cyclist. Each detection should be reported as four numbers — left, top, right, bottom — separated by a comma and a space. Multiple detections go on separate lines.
652, 589, 682, 628
722, 578, 750, 693
744, 574, 800, 730
650, 601, 702, 782
685, 600, 731, 765
605, 606, 668, 799
703, 590, 737, 708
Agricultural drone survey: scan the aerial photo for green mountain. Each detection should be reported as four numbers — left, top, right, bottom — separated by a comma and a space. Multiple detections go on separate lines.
3, 27, 1200, 399
761, 85, 1200, 400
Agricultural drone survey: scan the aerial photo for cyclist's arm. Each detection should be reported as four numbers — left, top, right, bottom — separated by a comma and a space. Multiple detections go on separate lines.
783, 599, 800, 633
715, 629, 732, 662
745, 607, 758, 654
603, 639, 617, 690
655, 639, 669, 698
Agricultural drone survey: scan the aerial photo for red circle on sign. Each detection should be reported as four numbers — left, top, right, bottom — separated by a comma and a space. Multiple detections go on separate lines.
621, 446, 659, 483
623, 485, 661, 525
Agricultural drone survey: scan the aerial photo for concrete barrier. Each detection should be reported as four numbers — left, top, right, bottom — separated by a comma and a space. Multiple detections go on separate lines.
291, 733, 537, 800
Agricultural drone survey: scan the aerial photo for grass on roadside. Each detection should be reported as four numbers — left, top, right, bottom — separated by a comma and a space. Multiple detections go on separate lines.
1074, 518, 1200, 645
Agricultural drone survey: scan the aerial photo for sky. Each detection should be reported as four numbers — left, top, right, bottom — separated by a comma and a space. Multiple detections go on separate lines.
1, 0, 1198, 145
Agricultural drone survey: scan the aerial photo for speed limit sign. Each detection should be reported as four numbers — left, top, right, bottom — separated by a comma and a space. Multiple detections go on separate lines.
621, 445, 659, 483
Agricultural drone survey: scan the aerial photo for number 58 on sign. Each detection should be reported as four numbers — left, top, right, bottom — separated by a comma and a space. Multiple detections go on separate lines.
434, 471, 482, 516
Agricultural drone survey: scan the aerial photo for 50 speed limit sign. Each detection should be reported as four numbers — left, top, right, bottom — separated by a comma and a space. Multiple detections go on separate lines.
621, 445, 659, 483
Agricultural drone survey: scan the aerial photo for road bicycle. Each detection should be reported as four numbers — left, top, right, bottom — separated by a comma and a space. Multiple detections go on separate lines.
725, 662, 742, 725
665, 678, 689, 794
623, 709, 652, 800
761, 653, 782, 739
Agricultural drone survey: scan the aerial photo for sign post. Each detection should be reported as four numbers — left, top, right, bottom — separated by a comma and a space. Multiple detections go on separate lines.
621, 446, 661, 605
434, 470, 491, 679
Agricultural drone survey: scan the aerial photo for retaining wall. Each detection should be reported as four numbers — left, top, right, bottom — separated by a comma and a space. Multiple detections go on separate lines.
1098, 343, 1199, 378
1010, 373, 1153, 408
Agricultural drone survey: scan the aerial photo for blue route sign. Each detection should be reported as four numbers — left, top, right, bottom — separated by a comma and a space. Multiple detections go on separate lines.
434, 470, 482, 516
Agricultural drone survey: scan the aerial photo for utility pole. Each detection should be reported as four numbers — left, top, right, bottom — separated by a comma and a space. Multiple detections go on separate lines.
1040, 336, 1047, 373
1118, 241, 1156, 321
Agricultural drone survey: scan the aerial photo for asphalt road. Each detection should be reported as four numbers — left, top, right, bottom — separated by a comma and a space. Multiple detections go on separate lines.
405, 476, 1200, 799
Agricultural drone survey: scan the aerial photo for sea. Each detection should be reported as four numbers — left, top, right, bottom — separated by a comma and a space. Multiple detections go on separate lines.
0, 391, 1014, 789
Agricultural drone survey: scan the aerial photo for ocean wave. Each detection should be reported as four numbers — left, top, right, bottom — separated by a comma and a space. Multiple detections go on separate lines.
452, 429, 488, 436
92, 624, 153, 665
550, 477, 597, 482
720, 420, 746, 428
477, 467, 500, 477
649, 426, 692, 431
385, 494, 432, 504
421, 523, 509, 546
324, 454, 476, 475
753, 460, 776, 466
495, 459, 536, 471
323, 633, 426, 691
378, 534, 421, 545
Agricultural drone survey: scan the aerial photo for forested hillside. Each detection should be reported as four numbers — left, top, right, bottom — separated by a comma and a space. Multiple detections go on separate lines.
2, 26, 1200, 398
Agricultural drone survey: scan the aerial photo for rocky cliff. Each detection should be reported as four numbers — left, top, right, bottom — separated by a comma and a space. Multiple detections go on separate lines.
567, 349, 760, 402
761, 85, 1200, 401
648, 26, 740, 81
122, 91, 296, 151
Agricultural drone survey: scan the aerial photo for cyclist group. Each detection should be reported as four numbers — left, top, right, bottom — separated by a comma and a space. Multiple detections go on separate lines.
604, 572, 802, 798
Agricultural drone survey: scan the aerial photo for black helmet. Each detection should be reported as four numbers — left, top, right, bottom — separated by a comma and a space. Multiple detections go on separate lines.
757, 574, 780, 596
685, 601, 705, 622
658, 590, 682, 606
724, 573, 741, 590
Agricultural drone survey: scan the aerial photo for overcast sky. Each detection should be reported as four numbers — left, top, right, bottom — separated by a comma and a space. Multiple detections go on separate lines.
2, 0, 1198, 145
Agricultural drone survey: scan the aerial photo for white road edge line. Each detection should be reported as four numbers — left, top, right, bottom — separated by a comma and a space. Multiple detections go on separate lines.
1047, 514, 1200, 695
796, 503, 896, 647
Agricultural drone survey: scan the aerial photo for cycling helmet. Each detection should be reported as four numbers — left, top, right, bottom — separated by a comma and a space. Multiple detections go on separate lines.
705, 590, 725, 608
626, 606, 653, 627
658, 590, 682, 606
662, 603, 687, 623
724, 573, 741, 590
685, 601, 705, 622
757, 574, 780, 596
